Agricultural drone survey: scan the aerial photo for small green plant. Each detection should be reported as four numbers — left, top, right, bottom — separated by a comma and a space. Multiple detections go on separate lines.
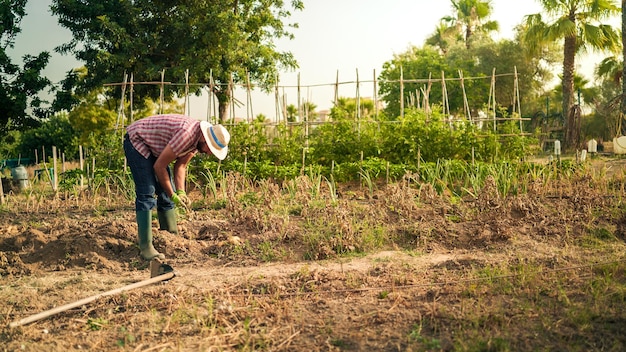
116, 326, 135, 347
86, 317, 108, 331
330, 339, 350, 348
200, 170, 218, 199
258, 240, 277, 262
358, 168, 375, 198
408, 324, 442, 350
238, 191, 260, 207
208, 198, 227, 210
325, 175, 338, 203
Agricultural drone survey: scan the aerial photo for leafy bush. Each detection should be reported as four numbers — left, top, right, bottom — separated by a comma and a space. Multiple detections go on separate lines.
18, 113, 79, 161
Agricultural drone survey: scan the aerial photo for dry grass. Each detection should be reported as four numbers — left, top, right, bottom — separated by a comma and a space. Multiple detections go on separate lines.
1, 159, 626, 351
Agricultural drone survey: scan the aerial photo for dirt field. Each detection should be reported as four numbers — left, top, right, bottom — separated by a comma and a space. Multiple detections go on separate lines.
1, 159, 626, 351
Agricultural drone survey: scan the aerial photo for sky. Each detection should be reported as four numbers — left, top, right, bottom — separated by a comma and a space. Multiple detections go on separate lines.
7, 0, 616, 120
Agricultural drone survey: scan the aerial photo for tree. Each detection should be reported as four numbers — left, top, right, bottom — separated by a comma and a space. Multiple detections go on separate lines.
466, 38, 555, 115
441, 0, 499, 49
622, 0, 626, 134
68, 92, 117, 147
378, 46, 448, 118
330, 97, 375, 121
426, 21, 458, 55
0, 0, 53, 135
301, 101, 317, 121
379, 39, 549, 120
523, 0, 620, 150
286, 104, 298, 122
18, 112, 79, 160
583, 76, 620, 141
596, 55, 622, 85
51, 0, 304, 122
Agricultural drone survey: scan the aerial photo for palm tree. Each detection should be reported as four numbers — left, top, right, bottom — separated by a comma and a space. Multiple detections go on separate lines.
426, 21, 457, 54
442, 0, 499, 49
286, 104, 298, 123
596, 55, 622, 85
524, 0, 620, 150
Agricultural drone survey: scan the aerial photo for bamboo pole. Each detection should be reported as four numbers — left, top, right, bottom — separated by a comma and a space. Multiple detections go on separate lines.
514, 66, 522, 131
334, 70, 339, 107
79, 146, 84, 189
246, 70, 253, 120
9, 272, 175, 328
424, 72, 432, 115
400, 66, 404, 118
303, 96, 309, 149
129, 73, 134, 124
0, 168, 4, 205
282, 91, 288, 127
459, 70, 471, 121
297, 73, 301, 122
275, 74, 281, 124
441, 71, 450, 125
159, 69, 166, 114
207, 70, 213, 122
490, 68, 497, 131
115, 72, 128, 131
356, 68, 361, 136
52, 146, 58, 192
415, 89, 421, 109
230, 72, 235, 121
184, 69, 189, 115
373, 69, 378, 119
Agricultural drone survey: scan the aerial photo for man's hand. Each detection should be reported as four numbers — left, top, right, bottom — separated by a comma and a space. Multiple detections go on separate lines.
171, 190, 191, 209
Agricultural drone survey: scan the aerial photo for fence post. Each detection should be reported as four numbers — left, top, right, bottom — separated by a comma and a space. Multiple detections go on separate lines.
159, 69, 165, 114
52, 146, 58, 192
356, 68, 361, 136
79, 145, 84, 189
400, 66, 404, 118
0, 168, 4, 205
373, 69, 378, 119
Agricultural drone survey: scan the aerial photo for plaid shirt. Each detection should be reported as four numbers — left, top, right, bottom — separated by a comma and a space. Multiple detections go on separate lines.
126, 114, 202, 159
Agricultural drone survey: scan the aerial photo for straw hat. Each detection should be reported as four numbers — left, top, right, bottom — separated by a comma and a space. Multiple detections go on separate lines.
200, 121, 230, 160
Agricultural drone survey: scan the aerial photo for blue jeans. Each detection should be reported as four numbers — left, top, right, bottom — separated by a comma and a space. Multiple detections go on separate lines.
124, 134, 175, 212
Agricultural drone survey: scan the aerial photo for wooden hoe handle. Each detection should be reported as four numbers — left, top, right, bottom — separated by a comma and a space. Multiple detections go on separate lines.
9, 271, 175, 328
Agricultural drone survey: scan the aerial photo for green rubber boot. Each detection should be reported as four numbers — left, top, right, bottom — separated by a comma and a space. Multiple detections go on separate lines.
157, 209, 178, 235
136, 210, 165, 260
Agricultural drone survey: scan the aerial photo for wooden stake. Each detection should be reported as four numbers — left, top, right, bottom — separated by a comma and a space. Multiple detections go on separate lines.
0, 169, 4, 205
400, 66, 404, 118
159, 69, 166, 114
52, 146, 58, 191
79, 146, 84, 188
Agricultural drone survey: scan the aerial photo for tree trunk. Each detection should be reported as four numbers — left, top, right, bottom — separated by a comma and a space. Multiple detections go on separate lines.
218, 101, 229, 123
562, 34, 576, 151
215, 85, 232, 123
621, 0, 626, 135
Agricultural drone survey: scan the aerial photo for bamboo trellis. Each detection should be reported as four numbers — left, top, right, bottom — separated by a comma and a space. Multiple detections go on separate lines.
108, 67, 527, 142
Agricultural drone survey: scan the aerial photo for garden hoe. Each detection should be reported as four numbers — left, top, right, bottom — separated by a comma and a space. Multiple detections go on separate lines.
8, 259, 177, 328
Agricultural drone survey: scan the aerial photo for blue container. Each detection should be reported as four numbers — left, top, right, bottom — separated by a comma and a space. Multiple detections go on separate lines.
1, 158, 34, 170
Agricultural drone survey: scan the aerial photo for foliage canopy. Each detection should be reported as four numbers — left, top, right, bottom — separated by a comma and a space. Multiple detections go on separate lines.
51, 0, 304, 121
0, 0, 52, 135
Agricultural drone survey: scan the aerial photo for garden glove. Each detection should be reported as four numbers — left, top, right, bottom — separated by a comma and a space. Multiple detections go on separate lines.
171, 189, 191, 210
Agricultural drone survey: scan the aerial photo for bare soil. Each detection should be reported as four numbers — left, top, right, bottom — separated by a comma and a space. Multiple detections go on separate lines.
1, 158, 626, 351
